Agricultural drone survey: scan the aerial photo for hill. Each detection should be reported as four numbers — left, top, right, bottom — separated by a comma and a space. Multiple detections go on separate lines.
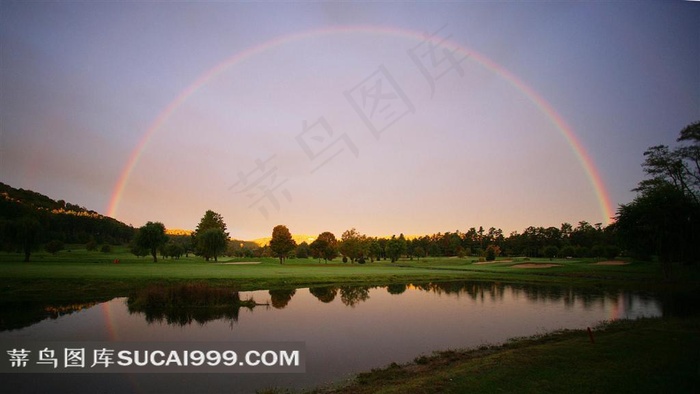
0, 182, 134, 245
251, 234, 317, 247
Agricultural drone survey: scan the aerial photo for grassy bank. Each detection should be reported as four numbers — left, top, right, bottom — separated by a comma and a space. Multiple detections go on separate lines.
311, 316, 700, 394
1, 246, 698, 303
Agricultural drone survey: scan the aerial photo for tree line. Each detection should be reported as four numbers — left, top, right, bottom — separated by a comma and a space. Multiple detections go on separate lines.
3, 121, 698, 272
131, 121, 699, 274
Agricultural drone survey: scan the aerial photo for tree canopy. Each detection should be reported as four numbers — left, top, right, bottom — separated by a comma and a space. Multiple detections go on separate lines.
270, 225, 296, 264
339, 228, 368, 263
193, 210, 229, 261
310, 231, 339, 263
197, 228, 228, 262
615, 121, 700, 278
134, 221, 168, 262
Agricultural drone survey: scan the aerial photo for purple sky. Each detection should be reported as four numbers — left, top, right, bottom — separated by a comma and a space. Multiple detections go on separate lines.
1, 2, 698, 240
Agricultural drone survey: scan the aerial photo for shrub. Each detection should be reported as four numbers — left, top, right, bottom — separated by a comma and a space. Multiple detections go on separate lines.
100, 244, 112, 253
86, 240, 97, 251
45, 240, 64, 255
606, 245, 620, 260
560, 246, 576, 258
485, 245, 500, 261
543, 245, 559, 259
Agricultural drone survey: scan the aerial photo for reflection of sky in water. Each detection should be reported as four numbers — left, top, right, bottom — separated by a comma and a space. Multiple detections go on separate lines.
0, 284, 662, 393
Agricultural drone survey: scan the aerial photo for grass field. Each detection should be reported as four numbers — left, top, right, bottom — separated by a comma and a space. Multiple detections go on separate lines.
1, 245, 693, 302
311, 316, 700, 394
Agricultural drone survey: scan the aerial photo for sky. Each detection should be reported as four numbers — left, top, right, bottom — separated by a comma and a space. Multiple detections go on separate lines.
1, 2, 698, 240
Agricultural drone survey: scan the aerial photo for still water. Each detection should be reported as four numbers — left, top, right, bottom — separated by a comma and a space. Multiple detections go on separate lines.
1, 282, 662, 393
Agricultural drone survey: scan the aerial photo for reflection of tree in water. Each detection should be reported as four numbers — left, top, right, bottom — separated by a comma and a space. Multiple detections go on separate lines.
309, 287, 338, 303
386, 284, 406, 295
407, 281, 635, 312
340, 286, 370, 307
269, 289, 296, 309
127, 283, 255, 326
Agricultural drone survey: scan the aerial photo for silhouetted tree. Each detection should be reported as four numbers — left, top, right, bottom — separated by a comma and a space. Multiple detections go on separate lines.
134, 221, 168, 262
197, 228, 227, 261
615, 121, 700, 278
193, 210, 229, 259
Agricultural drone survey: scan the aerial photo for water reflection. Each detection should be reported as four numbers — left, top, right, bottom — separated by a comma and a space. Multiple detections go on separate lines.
0, 280, 673, 393
308, 286, 337, 303
339, 286, 370, 307
1, 281, 688, 332
269, 289, 296, 309
126, 283, 255, 326
0, 300, 106, 331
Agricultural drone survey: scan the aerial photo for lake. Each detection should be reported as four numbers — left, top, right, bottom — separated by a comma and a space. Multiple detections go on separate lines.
0, 281, 663, 393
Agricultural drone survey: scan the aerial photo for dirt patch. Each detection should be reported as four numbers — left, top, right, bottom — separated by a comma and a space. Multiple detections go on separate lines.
511, 263, 562, 269
592, 260, 629, 266
219, 262, 262, 265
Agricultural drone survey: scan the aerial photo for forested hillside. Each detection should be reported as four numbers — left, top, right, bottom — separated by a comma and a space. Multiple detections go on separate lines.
0, 182, 134, 251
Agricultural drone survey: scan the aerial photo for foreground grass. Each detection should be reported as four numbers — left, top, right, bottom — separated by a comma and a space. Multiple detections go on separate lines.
310, 316, 700, 394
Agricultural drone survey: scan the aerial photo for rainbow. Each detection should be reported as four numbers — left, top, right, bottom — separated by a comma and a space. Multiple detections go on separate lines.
107, 25, 615, 224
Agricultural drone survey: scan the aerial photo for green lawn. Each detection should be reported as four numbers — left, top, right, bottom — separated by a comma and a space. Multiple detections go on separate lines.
0, 246, 695, 302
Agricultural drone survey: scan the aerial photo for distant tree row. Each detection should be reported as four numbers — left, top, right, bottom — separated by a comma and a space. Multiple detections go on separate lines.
4, 122, 697, 274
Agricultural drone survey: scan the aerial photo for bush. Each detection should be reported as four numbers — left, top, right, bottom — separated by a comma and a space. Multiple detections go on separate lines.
560, 246, 576, 258
485, 245, 500, 261
591, 245, 605, 258
86, 240, 97, 251
606, 245, 620, 260
44, 240, 64, 255
100, 244, 112, 253
543, 245, 559, 259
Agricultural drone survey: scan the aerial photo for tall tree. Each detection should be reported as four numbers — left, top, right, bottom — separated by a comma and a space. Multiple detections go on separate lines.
339, 228, 368, 262
270, 225, 296, 264
318, 231, 338, 262
636, 121, 700, 204
197, 228, 228, 262
134, 221, 168, 262
193, 210, 229, 260
386, 234, 406, 262
616, 121, 700, 278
